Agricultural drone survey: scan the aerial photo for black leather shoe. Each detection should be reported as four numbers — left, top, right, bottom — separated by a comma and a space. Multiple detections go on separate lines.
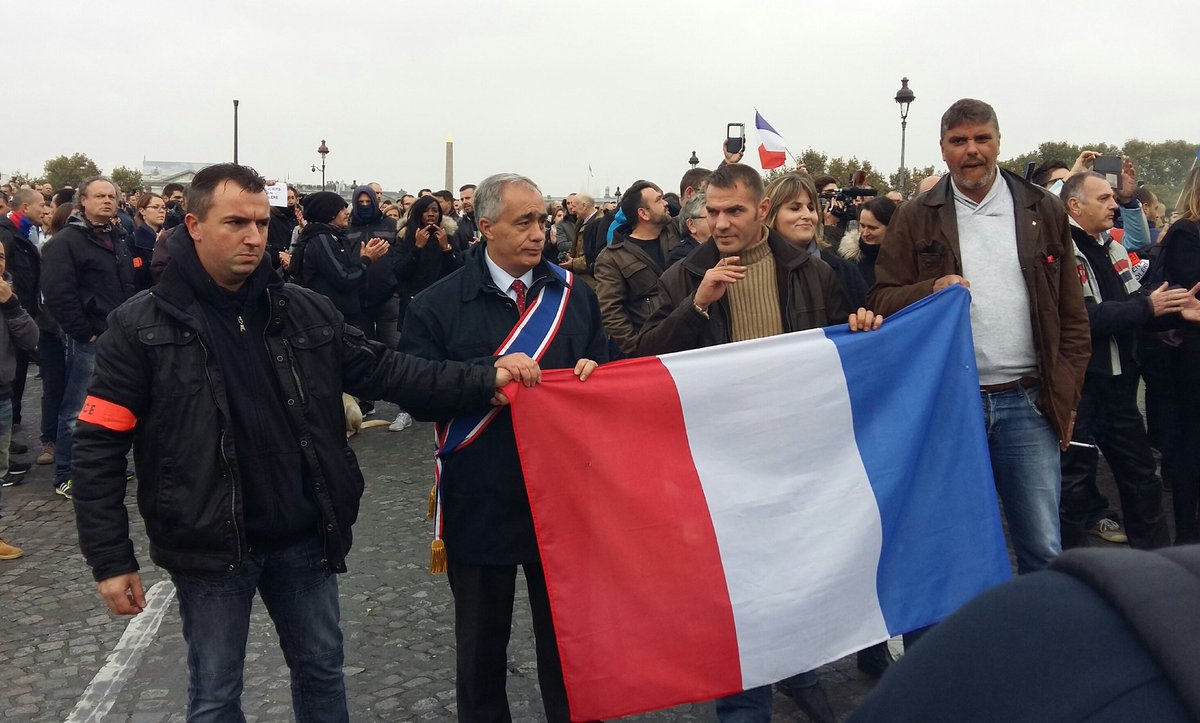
856, 641, 893, 678
777, 679, 836, 723
9, 441, 28, 455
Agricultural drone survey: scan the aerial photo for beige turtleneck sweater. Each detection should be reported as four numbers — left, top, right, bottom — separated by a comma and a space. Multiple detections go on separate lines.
725, 229, 783, 342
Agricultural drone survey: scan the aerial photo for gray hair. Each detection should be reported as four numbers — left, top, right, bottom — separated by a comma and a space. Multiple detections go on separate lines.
681, 192, 707, 222
939, 98, 999, 138
1060, 171, 1105, 205
474, 173, 543, 224
78, 175, 115, 200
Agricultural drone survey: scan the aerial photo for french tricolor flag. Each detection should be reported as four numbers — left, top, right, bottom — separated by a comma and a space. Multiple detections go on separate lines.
755, 110, 789, 170
509, 286, 1012, 720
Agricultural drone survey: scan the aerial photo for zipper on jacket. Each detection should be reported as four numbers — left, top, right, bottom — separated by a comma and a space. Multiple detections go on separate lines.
200, 336, 242, 571
237, 315, 246, 333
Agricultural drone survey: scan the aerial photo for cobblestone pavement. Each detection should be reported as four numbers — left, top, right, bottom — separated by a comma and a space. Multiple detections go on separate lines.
1, 385, 1135, 722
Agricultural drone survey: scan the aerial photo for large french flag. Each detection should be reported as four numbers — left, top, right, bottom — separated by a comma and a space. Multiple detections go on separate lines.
508, 286, 1012, 721
755, 110, 789, 170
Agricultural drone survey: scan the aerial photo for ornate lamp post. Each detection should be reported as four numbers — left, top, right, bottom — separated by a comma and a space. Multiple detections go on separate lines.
894, 78, 915, 197
688, 150, 699, 169
311, 139, 330, 190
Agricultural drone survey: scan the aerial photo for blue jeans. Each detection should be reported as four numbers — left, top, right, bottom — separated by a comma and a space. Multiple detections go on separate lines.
54, 336, 96, 484
715, 671, 818, 723
38, 329, 66, 446
170, 537, 348, 723
981, 384, 1062, 574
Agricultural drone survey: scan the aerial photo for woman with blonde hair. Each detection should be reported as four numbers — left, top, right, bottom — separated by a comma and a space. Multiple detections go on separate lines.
764, 173, 869, 309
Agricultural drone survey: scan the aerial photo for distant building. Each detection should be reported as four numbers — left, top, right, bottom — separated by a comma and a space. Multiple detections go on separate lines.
141, 160, 218, 193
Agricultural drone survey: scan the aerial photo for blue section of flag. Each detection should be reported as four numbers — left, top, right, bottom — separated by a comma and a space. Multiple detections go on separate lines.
824, 286, 1012, 635
754, 111, 780, 135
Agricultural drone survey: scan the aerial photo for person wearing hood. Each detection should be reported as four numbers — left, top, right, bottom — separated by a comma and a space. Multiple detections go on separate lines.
345, 185, 401, 350
70, 163, 514, 721
40, 176, 136, 500
293, 191, 389, 332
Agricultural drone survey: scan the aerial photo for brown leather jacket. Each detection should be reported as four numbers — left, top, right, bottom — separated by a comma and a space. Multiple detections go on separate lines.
636, 229, 850, 356
867, 171, 1091, 443
594, 225, 679, 354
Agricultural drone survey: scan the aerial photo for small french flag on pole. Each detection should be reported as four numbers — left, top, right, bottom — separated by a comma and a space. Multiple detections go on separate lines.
755, 110, 789, 170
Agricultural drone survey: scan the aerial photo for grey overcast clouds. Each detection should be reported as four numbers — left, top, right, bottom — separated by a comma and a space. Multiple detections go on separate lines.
4, 0, 1197, 197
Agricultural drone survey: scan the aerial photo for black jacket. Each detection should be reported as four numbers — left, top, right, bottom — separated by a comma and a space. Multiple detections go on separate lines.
637, 230, 851, 356
41, 214, 135, 343
345, 189, 400, 308
267, 205, 298, 268
0, 215, 41, 318
394, 217, 464, 314
399, 251, 609, 565
819, 247, 869, 310
1073, 225, 1155, 376
72, 234, 498, 581
129, 224, 158, 292
296, 222, 371, 322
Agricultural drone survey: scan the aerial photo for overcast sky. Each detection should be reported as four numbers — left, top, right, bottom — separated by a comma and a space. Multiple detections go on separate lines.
5, 0, 1197, 197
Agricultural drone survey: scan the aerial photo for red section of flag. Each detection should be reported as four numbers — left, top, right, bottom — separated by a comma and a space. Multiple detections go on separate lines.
509, 358, 743, 720
758, 146, 787, 170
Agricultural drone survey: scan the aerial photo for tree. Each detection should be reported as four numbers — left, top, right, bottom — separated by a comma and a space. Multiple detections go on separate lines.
889, 165, 938, 198
43, 153, 101, 190
111, 166, 144, 194
4, 170, 44, 188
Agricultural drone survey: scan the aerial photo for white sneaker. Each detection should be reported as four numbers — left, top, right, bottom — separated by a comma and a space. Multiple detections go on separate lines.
388, 412, 414, 432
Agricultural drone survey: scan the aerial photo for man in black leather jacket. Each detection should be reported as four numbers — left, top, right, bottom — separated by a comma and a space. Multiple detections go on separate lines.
71, 163, 512, 722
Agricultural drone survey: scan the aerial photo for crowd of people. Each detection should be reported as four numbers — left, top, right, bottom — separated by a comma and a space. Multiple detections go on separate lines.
1, 94, 1199, 721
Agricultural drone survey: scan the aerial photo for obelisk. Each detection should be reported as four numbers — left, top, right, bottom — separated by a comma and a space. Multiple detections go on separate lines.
445, 134, 454, 192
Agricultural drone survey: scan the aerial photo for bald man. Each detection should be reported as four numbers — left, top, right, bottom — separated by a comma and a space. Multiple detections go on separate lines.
916, 174, 943, 195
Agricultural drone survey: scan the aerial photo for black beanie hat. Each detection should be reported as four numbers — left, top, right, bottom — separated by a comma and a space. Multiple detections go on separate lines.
300, 191, 347, 225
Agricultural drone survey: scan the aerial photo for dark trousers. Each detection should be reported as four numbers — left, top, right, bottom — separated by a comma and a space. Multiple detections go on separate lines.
38, 330, 66, 445
11, 349, 29, 425
1168, 346, 1200, 543
1060, 373, 1169, 550
446, 560, 572, 723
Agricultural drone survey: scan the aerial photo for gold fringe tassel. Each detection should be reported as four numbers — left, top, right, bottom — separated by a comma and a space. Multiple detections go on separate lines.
427, 484, 437, 519
429, 539, 447, 574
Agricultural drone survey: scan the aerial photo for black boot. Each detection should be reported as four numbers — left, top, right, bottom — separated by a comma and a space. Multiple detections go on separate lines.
777, 678, 835, 723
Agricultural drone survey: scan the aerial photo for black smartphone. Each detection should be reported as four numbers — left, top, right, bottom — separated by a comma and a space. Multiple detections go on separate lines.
1093, 155, 1122, 189
726, 123, 745, 155
1023, 161, 1036, 181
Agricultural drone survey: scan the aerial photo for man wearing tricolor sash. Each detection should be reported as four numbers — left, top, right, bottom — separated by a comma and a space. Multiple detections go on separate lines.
399, 173, 607, 722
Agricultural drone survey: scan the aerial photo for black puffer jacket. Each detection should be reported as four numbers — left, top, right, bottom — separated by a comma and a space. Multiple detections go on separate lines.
40, 213, 135, 343
72, 234, 498, 581
295, 222, 371, 322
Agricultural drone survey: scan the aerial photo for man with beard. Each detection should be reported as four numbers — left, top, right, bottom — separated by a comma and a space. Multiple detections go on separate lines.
293, 191, 389, 332
594, 181, 679, 355
869, 98, 1091, 575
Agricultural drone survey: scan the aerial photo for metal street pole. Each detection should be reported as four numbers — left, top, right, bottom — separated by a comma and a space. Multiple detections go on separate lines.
233, 100, 239, 164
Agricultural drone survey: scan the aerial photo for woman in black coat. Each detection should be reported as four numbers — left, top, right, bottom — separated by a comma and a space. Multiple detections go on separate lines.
1160, 167, 1200, 544
393, 195, 463, 319
129, 193, 166, 292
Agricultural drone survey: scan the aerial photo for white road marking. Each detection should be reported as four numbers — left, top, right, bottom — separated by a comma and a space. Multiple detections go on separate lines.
65, 580, 177, 723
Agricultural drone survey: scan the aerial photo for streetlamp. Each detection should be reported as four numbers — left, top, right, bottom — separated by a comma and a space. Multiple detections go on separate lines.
894, 78, 915, 197
688, 150, 699, 169
311, 139, 330, 190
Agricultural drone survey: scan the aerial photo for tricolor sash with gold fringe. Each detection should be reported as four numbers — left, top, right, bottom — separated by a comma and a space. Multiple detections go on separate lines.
428, 265, 574, 572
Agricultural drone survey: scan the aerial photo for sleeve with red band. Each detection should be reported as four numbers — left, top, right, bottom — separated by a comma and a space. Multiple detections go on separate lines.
78, 395, 138, 432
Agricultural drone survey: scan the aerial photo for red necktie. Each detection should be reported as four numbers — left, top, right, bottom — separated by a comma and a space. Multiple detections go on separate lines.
511, 279, 527, 314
